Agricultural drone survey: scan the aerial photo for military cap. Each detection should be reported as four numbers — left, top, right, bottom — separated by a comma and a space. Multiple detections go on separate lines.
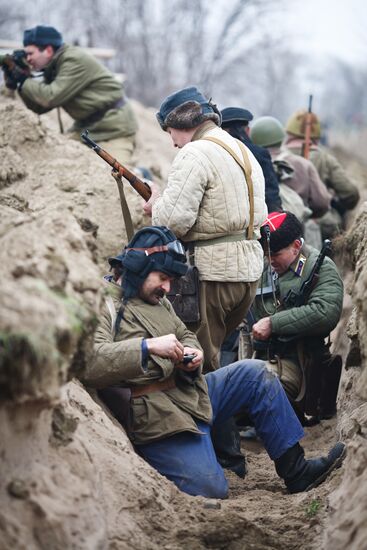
23, 25, 63, 48
260, 211, 303, 253
220, 107, 254, 125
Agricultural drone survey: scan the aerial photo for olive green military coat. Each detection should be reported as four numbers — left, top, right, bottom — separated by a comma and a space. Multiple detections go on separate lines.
253, 245, 343, 341
20, 45, 137, 141
82, 285, 212, 444
252, 245, 343, 396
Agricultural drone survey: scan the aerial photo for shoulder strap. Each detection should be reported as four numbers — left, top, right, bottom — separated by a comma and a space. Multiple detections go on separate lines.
201, 136, 254, 239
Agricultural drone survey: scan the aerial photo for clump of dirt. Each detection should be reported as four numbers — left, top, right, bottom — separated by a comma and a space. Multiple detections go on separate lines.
0, 145, 27, 188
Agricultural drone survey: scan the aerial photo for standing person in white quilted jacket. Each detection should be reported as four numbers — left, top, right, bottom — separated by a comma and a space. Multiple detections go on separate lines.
143, 87, 267, 478
144, 86, 267, 373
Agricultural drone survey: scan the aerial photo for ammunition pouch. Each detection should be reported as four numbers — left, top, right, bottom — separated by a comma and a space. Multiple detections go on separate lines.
253, 336, 296, 358
166, 265, 200, 324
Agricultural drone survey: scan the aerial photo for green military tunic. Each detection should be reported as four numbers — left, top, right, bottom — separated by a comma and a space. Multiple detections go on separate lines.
252, 245, 343, 398
20, 44, 137, 142
82, 283, 212, 444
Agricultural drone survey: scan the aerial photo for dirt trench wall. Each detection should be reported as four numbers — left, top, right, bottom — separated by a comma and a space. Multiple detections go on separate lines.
323, 203, 367, 549
0, 97, 190, 550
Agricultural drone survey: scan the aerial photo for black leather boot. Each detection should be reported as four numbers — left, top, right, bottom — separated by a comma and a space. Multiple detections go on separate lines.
275, 442, 346, 494
211, 417, 247, 479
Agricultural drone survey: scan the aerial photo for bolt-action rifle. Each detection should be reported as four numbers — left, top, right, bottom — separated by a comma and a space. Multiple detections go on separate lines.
301, 94, 313, 160
252, 239, 332, 353
283, 238, 331, 308
81, 130, 152, 201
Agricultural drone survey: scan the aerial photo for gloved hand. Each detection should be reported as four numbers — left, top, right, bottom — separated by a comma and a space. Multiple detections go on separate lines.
2, 63, 29, 90
2, 66, 18, 90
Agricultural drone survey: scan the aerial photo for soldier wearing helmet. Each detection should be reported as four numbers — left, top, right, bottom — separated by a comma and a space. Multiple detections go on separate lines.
250, 116, 331, 222
82, 225, 346, 499
285, 110, 360, 238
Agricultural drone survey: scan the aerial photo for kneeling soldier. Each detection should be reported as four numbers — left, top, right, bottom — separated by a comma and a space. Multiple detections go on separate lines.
251, 211, 344, 422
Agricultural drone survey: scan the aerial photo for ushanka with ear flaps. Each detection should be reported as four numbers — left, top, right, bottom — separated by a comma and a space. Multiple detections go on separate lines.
156, 86, 221, 130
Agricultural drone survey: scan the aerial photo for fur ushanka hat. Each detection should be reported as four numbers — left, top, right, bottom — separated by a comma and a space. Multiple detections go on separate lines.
156, 86, 221, 131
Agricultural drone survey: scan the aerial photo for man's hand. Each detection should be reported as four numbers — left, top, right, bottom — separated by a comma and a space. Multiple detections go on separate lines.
3, 64, 29, 90
143, 181, 161, 216
2, 66, 18, 90
146, 334, 184, 362
176, 347, 203, 372
252, 317, 272, 341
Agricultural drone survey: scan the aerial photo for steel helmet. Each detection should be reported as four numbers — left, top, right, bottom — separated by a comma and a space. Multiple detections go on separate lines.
250, 116, 286, 147
285, 110, 321, 139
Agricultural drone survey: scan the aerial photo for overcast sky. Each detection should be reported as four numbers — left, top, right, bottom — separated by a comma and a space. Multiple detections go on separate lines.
288, 0, 366, 66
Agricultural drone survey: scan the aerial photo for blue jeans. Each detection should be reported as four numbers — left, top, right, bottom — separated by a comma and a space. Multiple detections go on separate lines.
137, 360, 304, 498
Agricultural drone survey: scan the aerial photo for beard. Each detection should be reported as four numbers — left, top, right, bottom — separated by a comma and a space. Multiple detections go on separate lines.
140, 286, 166, 305
155, 288, 165, 300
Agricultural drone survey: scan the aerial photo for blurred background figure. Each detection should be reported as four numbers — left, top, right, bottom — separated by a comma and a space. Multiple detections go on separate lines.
284, 110, 360, 239
221, 107, 282, 213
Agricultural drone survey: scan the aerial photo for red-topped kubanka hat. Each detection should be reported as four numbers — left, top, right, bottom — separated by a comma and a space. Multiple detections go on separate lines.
260, 211, 303, 253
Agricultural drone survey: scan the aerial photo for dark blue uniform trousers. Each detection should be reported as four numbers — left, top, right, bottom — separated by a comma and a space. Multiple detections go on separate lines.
138, 360, 304, 498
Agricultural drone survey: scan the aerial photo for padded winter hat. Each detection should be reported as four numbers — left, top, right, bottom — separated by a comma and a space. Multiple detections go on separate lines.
260, 211, 303, 253
156, 86, 221, 131
221, 107, 253, 126
23, 25, 63, 48
109, 226, 188, 299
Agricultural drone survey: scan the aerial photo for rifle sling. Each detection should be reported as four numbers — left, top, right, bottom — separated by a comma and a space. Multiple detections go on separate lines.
201, 137, 255, 240
115, 175, 134, 241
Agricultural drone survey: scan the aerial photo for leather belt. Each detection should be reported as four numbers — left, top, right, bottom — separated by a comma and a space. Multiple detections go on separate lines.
130, 376, 176, 398
79, 96, 126, 127
193, 232, 246, 247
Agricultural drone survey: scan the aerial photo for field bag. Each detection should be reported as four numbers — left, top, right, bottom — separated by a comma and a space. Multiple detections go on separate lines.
167, 265, 201, 324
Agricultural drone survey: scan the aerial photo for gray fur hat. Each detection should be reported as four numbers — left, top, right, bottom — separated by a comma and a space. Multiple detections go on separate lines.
156, 86, 221, 131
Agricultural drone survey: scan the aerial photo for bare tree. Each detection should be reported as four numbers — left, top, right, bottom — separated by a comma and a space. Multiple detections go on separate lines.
0, 0, 296, 113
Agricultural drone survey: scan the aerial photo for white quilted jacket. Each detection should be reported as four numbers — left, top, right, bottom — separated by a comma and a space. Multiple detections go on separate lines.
152, 123, 267, 281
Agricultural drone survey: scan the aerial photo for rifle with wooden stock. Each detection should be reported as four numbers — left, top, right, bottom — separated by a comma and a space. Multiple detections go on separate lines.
81, 130, 152, 201
302, 94, 313, 160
